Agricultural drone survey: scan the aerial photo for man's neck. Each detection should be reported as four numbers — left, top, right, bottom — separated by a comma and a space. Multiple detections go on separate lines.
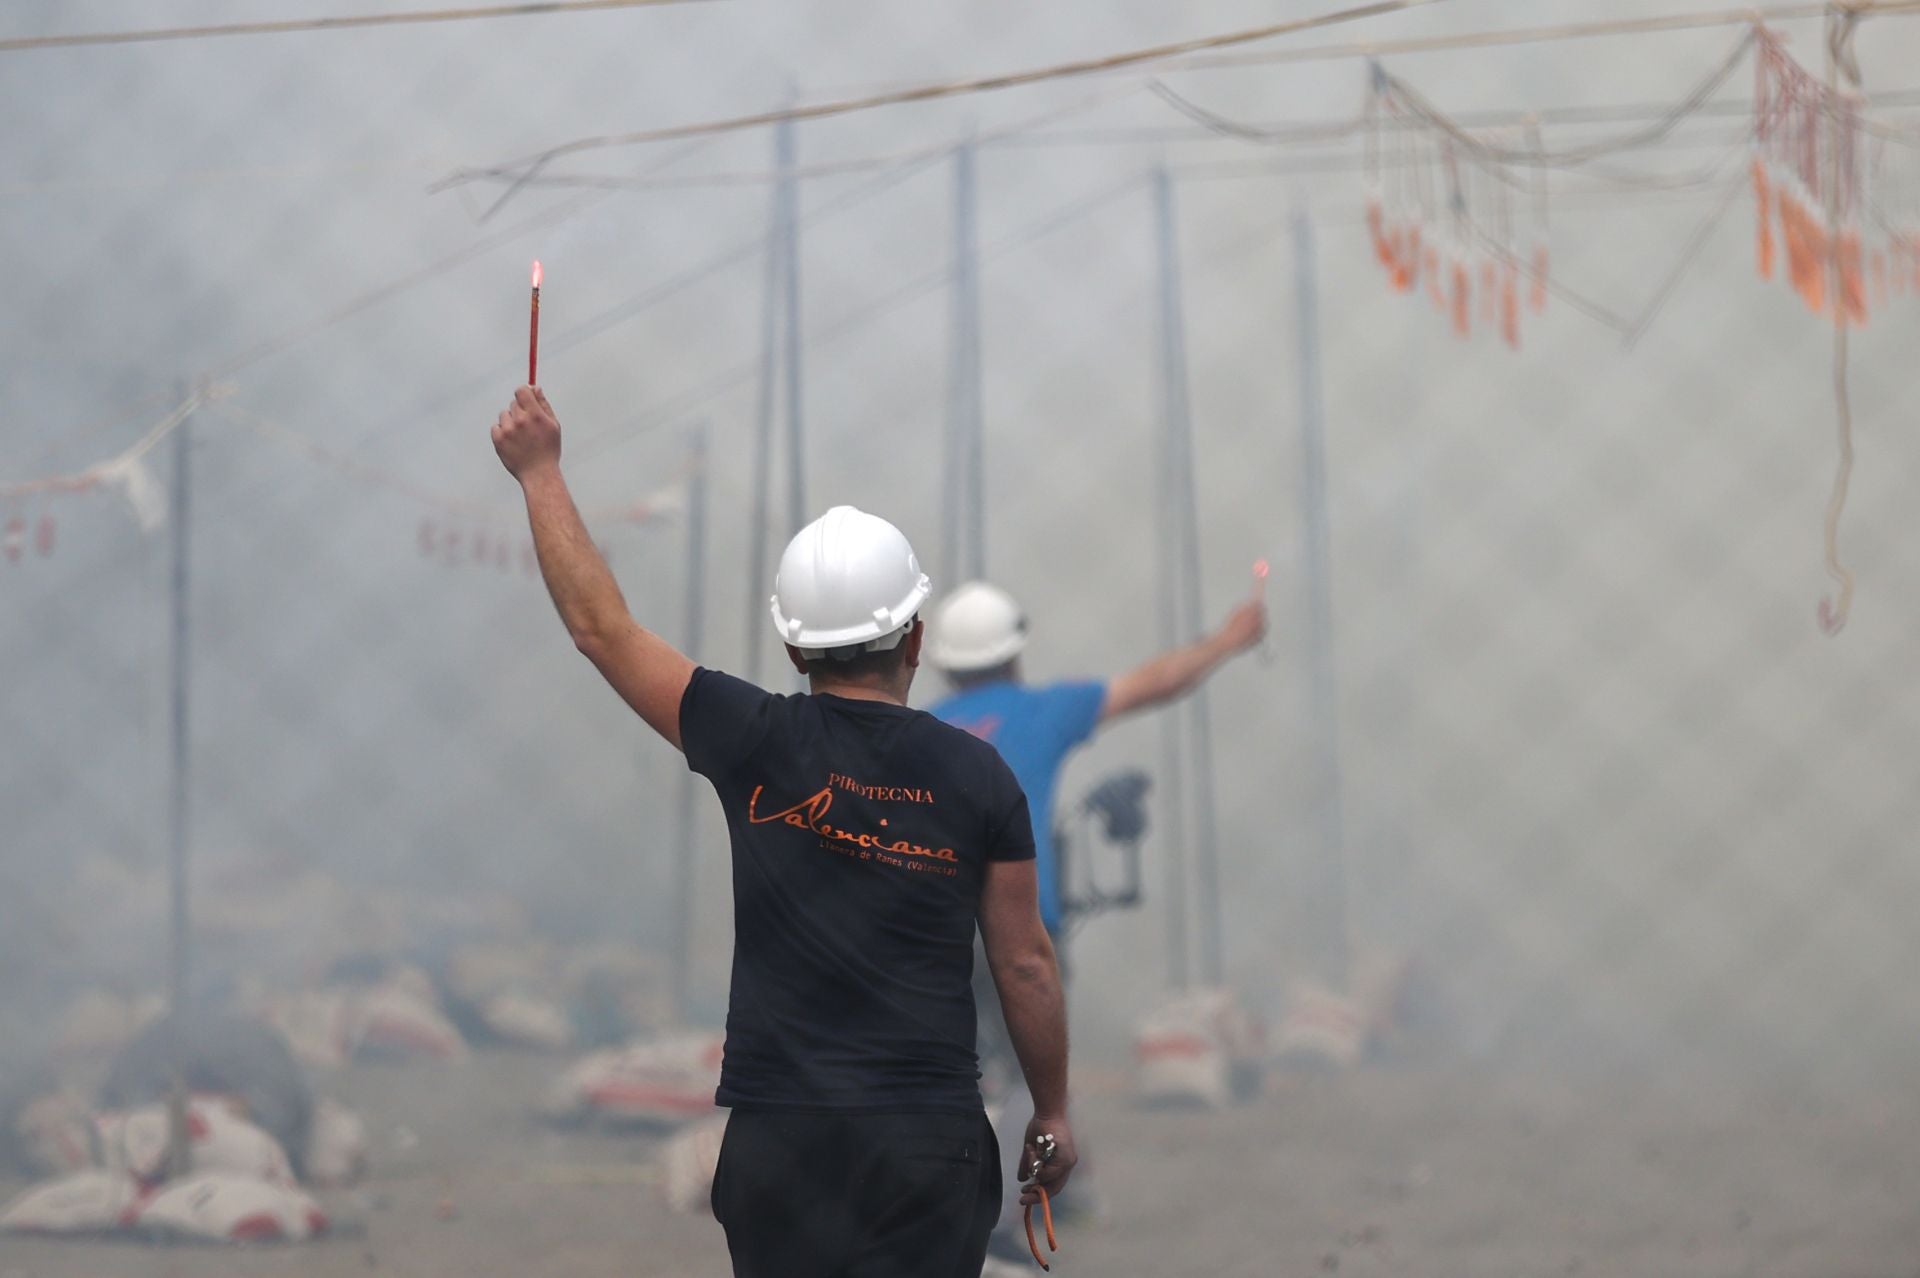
809, 678, 909, 706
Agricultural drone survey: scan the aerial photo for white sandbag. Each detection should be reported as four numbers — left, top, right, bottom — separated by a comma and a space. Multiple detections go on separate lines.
1133, 987, 1264, 1108
134, 1172, 328, 1243
98, 1099, 295, 1188
0, 1169, 141, 1234
96, 1106, 170, 1185
1272, 984, 1366, 1070
347, 975, 468, 1062
305, 1098, 369, 1187
544, 1031, 724, 1125
189, 1101, 296, 1186
660, 1114, 730, 1214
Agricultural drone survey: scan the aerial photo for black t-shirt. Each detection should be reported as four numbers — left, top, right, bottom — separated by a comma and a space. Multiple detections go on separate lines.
680, 667, 1035, 1113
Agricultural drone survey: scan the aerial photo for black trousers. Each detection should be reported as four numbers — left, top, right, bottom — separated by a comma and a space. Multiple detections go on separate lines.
712, 1109, 1001, 1278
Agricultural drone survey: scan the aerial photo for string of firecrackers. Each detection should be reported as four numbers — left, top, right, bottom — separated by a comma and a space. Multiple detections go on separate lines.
0, 384, 233, 565
212, 400, 685, 580
1747, 27, 1907, 324
1363, 62, 1550, 349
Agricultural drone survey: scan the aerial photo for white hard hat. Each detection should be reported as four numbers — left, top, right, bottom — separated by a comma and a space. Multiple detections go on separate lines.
769, 506, 932, 658
926, 581, 1028, 673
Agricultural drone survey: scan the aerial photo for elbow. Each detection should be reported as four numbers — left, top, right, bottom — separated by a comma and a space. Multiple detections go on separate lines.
571, 624, 611, 665
1000, 948, 1057, 991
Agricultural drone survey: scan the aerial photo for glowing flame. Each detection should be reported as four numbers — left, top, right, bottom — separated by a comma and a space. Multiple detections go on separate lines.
531, 259, 543, 289
1253, 558, 1270, 580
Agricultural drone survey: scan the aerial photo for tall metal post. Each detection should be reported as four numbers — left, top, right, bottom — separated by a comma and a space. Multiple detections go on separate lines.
943, 140, 986, 585
742, 126, 782, 684
1155, 169, 1227, 988
777, 117, 807, 545
671, 427, 709, 1016
1291, 208, 1350, 986
1152, 169, 1193, 991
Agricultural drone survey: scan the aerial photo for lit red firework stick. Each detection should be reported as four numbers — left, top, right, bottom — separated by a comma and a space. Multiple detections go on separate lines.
1253, 558, 1276, 664
529, 259, 542, 386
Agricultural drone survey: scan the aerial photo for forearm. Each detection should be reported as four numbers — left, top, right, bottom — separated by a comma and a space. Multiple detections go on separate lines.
519, 465, 631, 647
1124, 630, 1234, 706
990, 940, 1071, 1119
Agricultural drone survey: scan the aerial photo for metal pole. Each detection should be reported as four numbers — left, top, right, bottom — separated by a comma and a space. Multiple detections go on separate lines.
1156, 168, 1227, 988
778, 117, 807, 540
1291, 207, 1350, 987
1152, 169, 1191, 992
742, 127, 782, 684
943, 140, 986, 585
961, 142, 986, 581
165, 389, 194, 1177
671, 427, 708, 1017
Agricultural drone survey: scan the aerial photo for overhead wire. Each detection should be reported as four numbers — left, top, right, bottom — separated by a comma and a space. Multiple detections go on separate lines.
1162, 1, 1920, 72
443, 78, 1142, 196
430, 0, 1454, 198
1147, 29, 1763, 174
0, 384, 231, 501
0, 0, 716, 55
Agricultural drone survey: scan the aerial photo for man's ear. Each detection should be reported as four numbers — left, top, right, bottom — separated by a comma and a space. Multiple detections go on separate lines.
784, 644, 811, 676
902, 619, 925, 670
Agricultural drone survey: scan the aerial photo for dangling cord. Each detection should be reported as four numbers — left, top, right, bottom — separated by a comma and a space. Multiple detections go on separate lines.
1818, 5, 1863, 636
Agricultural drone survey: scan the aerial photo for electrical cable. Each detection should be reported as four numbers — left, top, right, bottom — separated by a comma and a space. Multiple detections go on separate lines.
0, 0, 715, 55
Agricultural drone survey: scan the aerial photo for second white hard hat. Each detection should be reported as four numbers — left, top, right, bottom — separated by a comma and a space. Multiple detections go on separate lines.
769, 506, 932, 657
926, 581, 1028, 672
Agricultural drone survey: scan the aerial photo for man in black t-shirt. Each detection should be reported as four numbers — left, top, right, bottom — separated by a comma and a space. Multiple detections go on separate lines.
493, 386, 1076, 1277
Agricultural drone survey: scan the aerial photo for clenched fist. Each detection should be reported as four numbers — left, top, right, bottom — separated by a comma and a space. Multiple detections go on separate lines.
1215, 597, 1267, 653
493, 385, 561, 480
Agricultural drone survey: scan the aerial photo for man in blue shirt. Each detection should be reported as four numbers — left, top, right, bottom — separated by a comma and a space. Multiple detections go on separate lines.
925, 579, 1264, 1260
927, 580, 1267, 938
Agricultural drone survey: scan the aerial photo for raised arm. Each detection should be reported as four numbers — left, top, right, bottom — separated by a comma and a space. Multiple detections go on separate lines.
1100, 597, 1266, 723
494, 386, 695, 750
978, 858, 1077, 1203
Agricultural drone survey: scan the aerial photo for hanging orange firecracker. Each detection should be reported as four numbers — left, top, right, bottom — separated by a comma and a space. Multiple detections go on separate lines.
1450, 256, 1471, 338
1425, 246, 1445, 312
1780, 192, 1821, 312
1802, 208, 1830, 315
1499, 260, 1520, 350
1367, 199, 1393, 272
1751, 157, 1776, 280
1386, 224, 1411, 291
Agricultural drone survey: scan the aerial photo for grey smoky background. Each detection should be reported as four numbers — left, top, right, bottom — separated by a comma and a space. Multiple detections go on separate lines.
3, 1, 1919, 1273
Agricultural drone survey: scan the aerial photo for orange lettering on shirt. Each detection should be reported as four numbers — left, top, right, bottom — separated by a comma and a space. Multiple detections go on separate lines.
747, 785, 957, 863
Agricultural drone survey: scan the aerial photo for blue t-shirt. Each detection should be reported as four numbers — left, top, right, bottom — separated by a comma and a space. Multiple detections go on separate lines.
927, 679, 1107, 931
